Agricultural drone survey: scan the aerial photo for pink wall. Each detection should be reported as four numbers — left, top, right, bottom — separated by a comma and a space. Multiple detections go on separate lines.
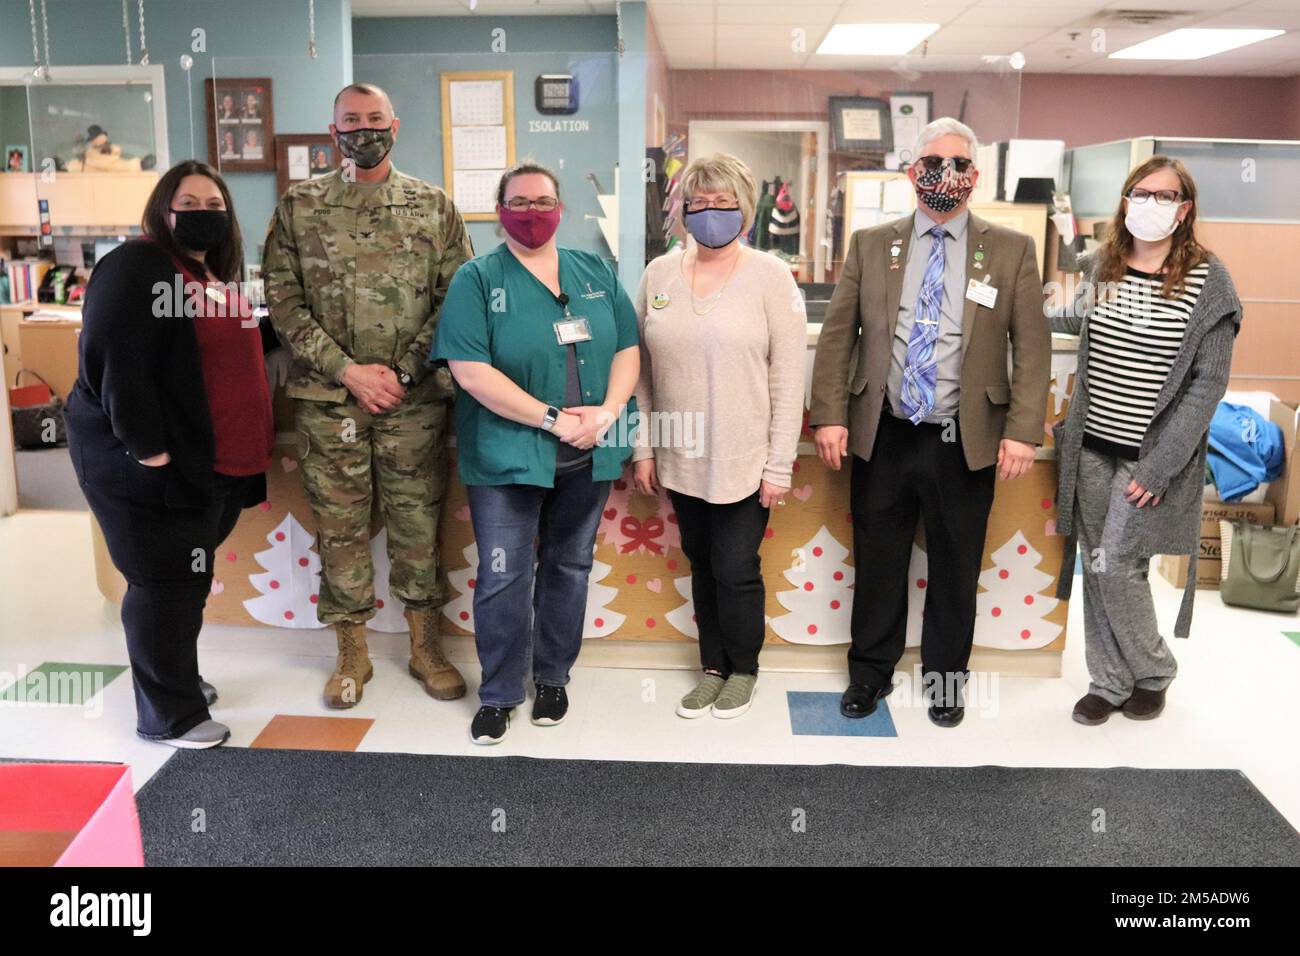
1280, 76, 1300, 140
665, 69, 1300, 149
667, 69, 1022, 146
1018, 74, 1300, 147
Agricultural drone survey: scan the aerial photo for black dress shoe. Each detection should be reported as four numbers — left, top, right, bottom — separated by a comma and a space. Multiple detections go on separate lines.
928, 704, 965, 728
840, 683, 889, 719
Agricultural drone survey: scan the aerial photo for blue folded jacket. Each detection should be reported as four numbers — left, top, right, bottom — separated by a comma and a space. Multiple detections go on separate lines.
1207, 402, 1285, 501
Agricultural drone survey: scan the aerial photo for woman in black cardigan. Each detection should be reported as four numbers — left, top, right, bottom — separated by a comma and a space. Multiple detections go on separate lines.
65, 161, 277, 748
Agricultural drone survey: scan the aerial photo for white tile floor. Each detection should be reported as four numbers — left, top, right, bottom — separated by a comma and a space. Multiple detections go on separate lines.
3, 509, 1299, 828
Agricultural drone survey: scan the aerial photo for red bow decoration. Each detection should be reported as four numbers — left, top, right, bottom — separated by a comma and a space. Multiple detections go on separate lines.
619, 516, 665, 555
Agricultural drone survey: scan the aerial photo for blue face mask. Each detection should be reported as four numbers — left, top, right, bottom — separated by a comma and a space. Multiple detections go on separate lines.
684, 207, 744, 249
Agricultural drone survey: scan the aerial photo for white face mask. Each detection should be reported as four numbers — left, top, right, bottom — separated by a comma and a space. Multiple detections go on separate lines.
1124, 196, 1182, 242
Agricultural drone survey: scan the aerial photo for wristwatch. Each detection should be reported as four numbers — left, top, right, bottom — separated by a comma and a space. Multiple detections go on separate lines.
391, 365, 413, 387
540, 405, 560, 431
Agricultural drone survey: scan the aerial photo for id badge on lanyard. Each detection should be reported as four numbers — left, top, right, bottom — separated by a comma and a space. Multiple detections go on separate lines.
554, 304, 593, 346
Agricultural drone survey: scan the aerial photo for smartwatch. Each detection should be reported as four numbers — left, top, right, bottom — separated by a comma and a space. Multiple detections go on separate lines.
391, 365, 413, 387
540, 405, 560, 431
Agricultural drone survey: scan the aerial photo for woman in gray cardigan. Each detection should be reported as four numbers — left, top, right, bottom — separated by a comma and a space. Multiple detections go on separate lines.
1051, 156, 1241, 726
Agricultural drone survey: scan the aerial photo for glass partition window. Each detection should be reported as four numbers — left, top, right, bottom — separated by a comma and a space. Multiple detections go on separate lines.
1064, 139, 1135, 220
1154, 138, 1300, 222
26, 81, 159, 175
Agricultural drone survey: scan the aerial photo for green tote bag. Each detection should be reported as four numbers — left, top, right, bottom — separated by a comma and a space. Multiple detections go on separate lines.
1219, 520, 1300, 614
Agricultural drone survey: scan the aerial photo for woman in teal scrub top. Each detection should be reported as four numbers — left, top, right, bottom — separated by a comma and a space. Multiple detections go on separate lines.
432, 161, 639, 745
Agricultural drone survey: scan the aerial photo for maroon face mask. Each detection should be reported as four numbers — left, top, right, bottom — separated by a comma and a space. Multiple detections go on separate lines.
498, 205, 561, 248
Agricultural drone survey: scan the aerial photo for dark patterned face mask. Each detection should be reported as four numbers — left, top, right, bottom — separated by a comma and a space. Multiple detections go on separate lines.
913, 156, 975, 213
335, 125, 394, 169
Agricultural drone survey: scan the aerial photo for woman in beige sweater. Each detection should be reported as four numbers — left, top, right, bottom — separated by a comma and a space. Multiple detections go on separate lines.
633, 153, 807, 719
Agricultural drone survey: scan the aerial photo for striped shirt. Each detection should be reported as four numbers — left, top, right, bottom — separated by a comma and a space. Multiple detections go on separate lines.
1082, 262, 1209, 459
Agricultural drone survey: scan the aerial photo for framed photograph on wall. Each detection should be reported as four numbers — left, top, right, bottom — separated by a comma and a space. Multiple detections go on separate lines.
889, 92, 932, 164
5, 144, 28, 172
205, 77, 275, 172
829, 96, 892, 153
275, 134, 336, 196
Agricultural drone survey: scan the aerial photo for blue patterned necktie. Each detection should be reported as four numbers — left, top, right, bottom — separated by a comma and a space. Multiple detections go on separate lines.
899, 224, 949, 423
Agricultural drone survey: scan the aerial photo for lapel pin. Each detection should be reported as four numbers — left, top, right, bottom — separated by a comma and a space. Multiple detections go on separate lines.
651, 292, 670, 309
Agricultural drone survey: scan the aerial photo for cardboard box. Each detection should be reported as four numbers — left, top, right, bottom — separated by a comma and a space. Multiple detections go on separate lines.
1158, 500, 1275, 589
17, 317, 81, 400
1264, 400, 1300, 527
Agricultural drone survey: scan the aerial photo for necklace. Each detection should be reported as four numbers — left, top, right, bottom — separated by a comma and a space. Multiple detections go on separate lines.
685, 246, 743, 316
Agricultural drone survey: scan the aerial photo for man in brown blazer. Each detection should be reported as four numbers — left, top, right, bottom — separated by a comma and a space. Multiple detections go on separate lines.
810, 118, 1050, 727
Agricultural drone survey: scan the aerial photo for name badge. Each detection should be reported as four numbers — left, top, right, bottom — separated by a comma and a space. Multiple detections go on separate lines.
554, 316, 593, 345
965, 278, 997, 309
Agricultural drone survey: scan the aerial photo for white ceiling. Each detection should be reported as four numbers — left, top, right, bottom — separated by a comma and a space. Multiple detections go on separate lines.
350, 0, 1300, 75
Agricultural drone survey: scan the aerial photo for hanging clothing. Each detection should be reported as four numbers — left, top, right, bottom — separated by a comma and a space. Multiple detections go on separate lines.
767, 181, 800, 255
752, 179, 778, 251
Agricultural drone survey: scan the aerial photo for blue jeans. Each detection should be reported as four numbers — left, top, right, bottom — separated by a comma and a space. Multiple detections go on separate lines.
466, 462, 611, 708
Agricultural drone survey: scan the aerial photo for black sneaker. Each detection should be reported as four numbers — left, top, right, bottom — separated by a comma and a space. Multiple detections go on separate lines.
531, 683, 568, 726
470, 705, 512, 745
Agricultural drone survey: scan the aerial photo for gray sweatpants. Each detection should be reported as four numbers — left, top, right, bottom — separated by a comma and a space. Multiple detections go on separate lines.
1075, 446, 1179, 705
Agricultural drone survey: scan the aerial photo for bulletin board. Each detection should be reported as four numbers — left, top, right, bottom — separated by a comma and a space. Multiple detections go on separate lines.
440, 70, 516, 222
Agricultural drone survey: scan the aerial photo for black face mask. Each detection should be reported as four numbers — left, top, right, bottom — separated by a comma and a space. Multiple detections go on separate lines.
171, 208, 230, 251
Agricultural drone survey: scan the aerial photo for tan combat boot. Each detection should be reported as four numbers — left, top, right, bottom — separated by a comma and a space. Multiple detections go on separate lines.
323, 621, 373, 709
404, 607, 466, 700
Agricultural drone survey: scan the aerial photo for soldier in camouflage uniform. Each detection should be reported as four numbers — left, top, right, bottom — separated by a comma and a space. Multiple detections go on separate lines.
263, 83, 473, 708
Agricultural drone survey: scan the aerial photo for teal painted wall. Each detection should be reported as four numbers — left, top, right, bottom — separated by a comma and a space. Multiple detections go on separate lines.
352, 15, 623, 259
0, 1, 650, 278
0, 0, 353, 261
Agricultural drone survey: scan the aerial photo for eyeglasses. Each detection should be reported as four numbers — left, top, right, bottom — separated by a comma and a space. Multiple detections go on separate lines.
1127, 188, 1184, 206
914, 155, 974, 174
503, 197, 559, 212
684, 198, 742, 213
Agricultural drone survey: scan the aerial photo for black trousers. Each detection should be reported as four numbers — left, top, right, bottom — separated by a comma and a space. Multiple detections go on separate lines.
80, 468, 253, 739
848, 412, 996, 700
668, 489, 770, 676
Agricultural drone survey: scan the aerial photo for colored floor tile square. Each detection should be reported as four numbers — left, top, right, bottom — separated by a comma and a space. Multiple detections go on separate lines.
0, 663, 127, 706
787, 691, 898, 737
250, 715, 375, 752
1285, 632, 1300, 648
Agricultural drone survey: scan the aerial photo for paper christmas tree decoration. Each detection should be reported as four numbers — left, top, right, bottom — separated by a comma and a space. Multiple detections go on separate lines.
598, 476, 633, 549
584, 551, 625, 639
366, 529, 409, 633
440, 542, 625, 638
653, 488, 682, 553
904, 543, 927, 648
442, 542, 479, 632
665, 574, 697, 639
244, 513, 323, 628
599, 467, 681, 555
770, 526, 854, 645
973, 530, 1062, 650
